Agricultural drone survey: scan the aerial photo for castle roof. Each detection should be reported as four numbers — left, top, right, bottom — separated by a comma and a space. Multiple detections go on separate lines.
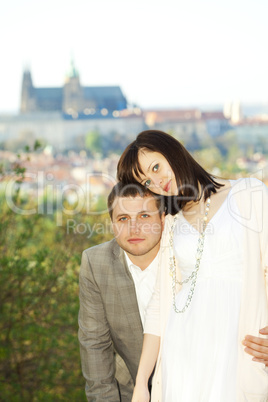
34, 88, 63, 111
21, 67, 128, 115
83, 86, 126, 110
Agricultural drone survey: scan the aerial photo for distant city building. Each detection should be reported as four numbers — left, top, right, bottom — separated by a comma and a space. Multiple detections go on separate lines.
0, 111, 145, 151
223, 100, 243, 124
143, 109, 231, 142
20, 61, 128, 118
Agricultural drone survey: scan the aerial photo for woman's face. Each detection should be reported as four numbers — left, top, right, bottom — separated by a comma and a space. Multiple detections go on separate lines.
136, 149, 178, 196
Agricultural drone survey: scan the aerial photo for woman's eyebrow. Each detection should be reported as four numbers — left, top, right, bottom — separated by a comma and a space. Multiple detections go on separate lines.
146, 160, 157, 172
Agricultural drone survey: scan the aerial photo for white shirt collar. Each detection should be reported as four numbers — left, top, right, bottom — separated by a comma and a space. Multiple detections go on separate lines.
124, 251, 159, 272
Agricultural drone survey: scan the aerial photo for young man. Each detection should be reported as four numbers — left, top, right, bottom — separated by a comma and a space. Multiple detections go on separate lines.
78, 182, 165, 401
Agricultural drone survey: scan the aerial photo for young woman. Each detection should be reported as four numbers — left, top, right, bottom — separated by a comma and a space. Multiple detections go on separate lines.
117, 130, 268, 401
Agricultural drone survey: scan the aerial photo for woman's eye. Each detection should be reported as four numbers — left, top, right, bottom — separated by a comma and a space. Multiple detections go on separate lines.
152, 164, 159, 172
144, 179, 151, 188
141, 214, 149, 219
119, 217, 127, 222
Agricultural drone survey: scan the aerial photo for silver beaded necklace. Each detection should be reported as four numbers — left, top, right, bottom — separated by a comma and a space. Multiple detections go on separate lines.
169, 197, 211, 313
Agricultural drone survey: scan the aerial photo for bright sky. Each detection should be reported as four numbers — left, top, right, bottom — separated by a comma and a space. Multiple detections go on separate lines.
1, 0, 268, 112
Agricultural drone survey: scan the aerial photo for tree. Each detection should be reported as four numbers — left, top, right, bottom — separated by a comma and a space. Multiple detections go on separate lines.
85, 130, 103, 156
0, 148, 113, 401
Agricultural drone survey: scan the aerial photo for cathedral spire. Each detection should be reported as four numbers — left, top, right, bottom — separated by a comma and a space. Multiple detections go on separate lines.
20, 68, 34, 113
67, 57, 79, 79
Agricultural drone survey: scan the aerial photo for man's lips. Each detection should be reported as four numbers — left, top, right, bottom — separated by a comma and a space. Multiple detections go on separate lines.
128, 238, 145, 244
163, 180, 171, 193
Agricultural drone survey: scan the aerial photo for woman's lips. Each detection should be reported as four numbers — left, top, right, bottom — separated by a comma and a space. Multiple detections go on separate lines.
163, 180, 171, 193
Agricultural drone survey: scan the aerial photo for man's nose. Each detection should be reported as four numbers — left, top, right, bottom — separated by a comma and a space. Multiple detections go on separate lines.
129, 219, 140, 233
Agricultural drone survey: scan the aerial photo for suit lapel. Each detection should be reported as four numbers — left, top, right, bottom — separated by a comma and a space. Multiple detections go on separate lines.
112, 242, 143, 333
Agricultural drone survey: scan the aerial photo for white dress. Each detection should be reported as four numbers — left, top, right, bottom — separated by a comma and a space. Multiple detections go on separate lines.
162, 190, 243, 402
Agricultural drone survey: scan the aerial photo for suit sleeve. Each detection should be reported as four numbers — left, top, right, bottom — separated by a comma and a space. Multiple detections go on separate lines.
78, 250, 121, 401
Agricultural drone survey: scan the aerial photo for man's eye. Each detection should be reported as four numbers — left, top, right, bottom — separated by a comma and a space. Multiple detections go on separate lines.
152, 164, 159, 172
144, 179, 151, 188
141, 214, 149, 219
119, 217, 127, 222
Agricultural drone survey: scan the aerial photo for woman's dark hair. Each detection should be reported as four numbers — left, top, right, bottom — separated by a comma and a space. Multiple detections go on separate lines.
117, 130, 223, 212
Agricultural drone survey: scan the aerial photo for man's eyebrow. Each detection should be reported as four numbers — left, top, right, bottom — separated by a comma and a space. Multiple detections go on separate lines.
114, 210, 151, 219
114, 213, 129, 219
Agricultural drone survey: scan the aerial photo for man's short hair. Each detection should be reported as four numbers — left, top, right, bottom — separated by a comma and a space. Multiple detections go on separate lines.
107, 182, 165, 219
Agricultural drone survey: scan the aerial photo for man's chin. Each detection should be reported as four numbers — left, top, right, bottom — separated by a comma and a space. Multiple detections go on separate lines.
124, 243, 160, 258
125, 249, 149, 257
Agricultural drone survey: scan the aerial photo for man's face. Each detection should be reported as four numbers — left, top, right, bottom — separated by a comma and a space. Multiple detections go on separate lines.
111, 195, 164, 258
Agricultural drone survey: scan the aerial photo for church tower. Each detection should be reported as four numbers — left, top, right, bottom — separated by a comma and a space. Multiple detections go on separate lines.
62, 59, 83, 115
20, 69, 36, 113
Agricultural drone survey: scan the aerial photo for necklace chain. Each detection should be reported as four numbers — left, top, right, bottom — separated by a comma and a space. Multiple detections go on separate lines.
169, 198, 211, 313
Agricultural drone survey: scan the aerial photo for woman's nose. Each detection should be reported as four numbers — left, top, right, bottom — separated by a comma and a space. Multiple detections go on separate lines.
152, 177, 163, 188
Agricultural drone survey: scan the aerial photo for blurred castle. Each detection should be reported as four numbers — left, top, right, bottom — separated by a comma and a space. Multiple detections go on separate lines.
1, 63, 267, 153
0, 63, 145, 150
21, 61, 127, 118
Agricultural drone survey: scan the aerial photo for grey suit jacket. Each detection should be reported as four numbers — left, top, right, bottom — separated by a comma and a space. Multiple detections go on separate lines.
78, 239, 144, 401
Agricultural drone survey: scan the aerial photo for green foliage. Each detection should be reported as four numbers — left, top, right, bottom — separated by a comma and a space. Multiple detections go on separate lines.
34, 140, 42, 152
214, 130, 238, 158
0, 161, 113, 400
193, 146, 223, 172
85, 130, 103, 155
84, 130, 132, 157
23, 140, 42, 153
1, 134, 45, 154
192, 130, 247, 178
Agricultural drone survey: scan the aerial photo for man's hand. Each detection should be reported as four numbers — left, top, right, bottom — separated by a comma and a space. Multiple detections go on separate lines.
242, 326, 268, 366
